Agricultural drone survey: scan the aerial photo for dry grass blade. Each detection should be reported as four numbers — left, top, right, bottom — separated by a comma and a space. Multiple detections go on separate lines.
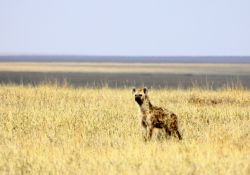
0, 85, 249, 174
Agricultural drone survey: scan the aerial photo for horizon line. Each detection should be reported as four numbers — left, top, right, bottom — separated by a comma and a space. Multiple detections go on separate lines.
0, 54, 250, 57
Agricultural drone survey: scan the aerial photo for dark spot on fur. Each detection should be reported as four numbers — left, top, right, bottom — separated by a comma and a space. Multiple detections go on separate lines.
141, 120, 147, 128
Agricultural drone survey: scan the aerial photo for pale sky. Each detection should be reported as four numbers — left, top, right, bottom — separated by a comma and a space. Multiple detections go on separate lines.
0, 0, 250, 56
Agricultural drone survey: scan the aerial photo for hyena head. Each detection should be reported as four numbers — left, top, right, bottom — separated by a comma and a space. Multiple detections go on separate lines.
132, 87, 148, 106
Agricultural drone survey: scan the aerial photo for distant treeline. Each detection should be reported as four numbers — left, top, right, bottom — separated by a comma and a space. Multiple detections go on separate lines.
0, 71, 249, 89
0, 55, 250, 63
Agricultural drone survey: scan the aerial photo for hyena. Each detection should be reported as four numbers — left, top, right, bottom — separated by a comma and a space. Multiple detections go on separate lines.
132, 87, 182, 141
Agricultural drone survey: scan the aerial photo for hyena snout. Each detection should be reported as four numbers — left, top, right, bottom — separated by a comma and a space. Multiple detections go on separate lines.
135, 94, 143, 105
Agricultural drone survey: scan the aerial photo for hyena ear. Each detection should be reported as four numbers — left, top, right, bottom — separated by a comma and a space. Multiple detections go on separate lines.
143, 87, 148, 94
132, 88, 136, 94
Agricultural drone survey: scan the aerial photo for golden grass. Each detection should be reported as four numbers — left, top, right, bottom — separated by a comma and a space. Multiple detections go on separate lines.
1, 62, 250, 75
0, 85, 249, 174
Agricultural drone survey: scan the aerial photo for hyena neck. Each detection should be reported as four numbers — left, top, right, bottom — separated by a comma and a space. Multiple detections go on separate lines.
140, 96, 153, 114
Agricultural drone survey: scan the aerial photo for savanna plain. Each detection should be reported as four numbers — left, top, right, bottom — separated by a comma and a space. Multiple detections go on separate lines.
0, 84, 249, 175
1, 62, 250, 88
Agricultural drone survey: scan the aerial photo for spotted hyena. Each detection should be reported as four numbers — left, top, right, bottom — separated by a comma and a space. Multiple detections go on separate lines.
132, 87, 182, 141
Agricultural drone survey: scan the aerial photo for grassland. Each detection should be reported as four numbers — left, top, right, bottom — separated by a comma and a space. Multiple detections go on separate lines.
1, 62, 250, 89
0, 84, 249, 174
1, 62, 250, 74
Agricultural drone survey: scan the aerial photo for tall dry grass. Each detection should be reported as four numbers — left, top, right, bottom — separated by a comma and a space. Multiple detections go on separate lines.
0, 85, 249, 174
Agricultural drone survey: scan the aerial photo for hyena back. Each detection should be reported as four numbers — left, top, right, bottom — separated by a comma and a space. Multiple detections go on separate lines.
132, 87, 182, 141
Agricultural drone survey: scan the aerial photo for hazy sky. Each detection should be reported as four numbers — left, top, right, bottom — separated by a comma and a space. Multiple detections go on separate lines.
0, 0, 250, 56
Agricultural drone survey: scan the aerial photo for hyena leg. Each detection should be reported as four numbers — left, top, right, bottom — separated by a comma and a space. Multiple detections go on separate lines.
146, 126, 154, 141
175, 130, 182, 140
164, 128, 171, 140
170, 118, 182, 140
141, 120, 147, 141
142, 127, 147, 141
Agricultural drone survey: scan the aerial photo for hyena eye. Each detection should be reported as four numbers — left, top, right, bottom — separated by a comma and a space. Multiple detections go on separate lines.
139, 94, 142, 97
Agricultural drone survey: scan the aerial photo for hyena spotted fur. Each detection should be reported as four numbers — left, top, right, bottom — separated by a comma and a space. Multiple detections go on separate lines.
132, 87, 182, 141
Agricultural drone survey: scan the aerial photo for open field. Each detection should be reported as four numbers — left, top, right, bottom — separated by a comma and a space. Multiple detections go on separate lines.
0, 62, 250, 88
1, 62, 250, 74
0, 85, 249, 174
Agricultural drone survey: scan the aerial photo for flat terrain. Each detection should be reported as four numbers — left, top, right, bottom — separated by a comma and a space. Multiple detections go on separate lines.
0, 85, 249, 174
1, 62, 250, 74
0, 62, 250, 88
